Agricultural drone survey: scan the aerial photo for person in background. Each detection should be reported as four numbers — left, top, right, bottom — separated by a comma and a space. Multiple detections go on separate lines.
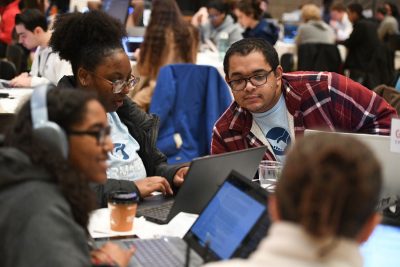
384, 1, 400, 27
206, 132, 382, 267
10, 9, 72, 87
199, 0, 243, 46
131, 0, 199, 112
50, 10, 188, 207
211, 38, 396, 162
233, 0, 279, 45
342, 3, 382, 87
0, 0, 20, 57
258, 0, 271, 19
329, 2, 353, 41
295, 3, 335, 45
0, 88, 134, 267
19, 0, 46, 13
125, 0, 144, 28
376, 5, 399, 42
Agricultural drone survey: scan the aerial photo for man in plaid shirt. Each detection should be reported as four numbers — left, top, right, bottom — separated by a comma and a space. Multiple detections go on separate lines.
211, 38, 397, 162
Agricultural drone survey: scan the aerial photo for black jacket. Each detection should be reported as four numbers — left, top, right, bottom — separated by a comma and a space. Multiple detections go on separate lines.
343, 18, 394, 88
58, 76, 181, 207
343, 18, 380, 71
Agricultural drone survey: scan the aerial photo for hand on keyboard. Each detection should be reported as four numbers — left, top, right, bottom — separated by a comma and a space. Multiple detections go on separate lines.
135, 176, 173, 198
91, 241, 135, 267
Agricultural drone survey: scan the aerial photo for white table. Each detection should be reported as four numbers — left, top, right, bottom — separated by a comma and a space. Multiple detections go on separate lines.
0, 88, 33, 114
89, 208, 198, 239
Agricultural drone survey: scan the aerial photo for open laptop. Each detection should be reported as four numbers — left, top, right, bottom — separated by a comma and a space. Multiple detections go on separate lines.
361, 223, 400, 267
304, 129, 400, 208
122, 36, 144, 60
102, 0, 131, 24
0, 79, 10, 89
282, 23, 298, 44
101, 170, 270, 267
137, 146, 267, 224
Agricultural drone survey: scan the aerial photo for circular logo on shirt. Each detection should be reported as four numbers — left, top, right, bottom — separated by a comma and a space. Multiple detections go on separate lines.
266, 127, 291, 156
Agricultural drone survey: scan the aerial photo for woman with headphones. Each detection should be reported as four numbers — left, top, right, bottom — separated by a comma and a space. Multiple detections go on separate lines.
0, 87, 134, 266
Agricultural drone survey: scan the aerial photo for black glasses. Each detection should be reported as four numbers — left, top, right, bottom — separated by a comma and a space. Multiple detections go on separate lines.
89, 72, 140, 94
68, 126, 111, 145
228, 69, 274, 91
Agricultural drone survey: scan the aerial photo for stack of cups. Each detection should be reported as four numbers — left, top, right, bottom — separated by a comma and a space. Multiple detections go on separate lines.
108, 191, 139, 232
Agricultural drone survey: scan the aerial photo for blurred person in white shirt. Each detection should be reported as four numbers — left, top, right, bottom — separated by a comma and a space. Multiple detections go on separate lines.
330, 2, 353, 41
10, 8, 72, 87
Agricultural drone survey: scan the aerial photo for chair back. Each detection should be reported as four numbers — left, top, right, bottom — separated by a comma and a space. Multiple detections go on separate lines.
6, 44, 25, 74
0, 59, 17, 80
150, 64, 232, 163
387, 34, 400, 51
280, 53, 294, 72
373, 84, 400, 115
297, 43, 343, 73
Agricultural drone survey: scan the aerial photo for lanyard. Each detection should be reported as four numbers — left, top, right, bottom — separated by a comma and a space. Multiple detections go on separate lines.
37, 49, 52, 77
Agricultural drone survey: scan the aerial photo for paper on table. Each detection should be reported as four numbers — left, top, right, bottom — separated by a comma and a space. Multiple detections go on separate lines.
88, 208, 198, 239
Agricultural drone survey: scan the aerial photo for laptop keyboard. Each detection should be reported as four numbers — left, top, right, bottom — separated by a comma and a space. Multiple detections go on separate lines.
123, 238, 185, 267
139, 200, 174, 222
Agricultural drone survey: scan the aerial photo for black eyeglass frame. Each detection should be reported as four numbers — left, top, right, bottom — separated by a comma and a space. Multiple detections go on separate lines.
68, 126, 111, 145
228, 69, 275, 91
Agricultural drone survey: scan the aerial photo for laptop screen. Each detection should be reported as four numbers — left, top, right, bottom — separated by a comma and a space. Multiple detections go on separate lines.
122, 37, 144, 59
283, 23, 298, 44
189, 180, 266, 260
102, 0, 131, 24
360, 224, 400, 267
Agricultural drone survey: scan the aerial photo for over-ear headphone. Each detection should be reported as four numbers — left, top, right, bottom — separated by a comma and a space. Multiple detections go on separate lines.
30, 85, 68, 158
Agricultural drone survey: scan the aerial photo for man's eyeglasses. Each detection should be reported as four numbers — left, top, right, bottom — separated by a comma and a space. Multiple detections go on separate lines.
228, 69, 274, 91
68, 126, 111, 145
89, 72, 140, 94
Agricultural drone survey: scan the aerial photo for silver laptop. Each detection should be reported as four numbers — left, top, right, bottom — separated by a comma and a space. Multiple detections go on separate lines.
137, 146, 267, 224
304, 129, 400, 208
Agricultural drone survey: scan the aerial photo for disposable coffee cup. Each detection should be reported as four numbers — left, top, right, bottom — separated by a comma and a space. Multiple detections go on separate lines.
258, 160, 282, 193
108, 191, 139, 232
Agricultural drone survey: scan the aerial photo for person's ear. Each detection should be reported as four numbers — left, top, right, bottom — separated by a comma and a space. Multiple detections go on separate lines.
77, 67, 91, 87
356, 213, 381, 244
268, 195, 281, 222
225, 75, 230, 85
275, 65, 283, 80
33, 26, 43, 35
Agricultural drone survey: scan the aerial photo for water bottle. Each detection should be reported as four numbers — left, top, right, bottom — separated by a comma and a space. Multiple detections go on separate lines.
217, 31, 229, 61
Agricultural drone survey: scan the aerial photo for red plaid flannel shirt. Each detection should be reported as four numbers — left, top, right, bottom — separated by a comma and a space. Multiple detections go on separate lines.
211, 72, 398, 160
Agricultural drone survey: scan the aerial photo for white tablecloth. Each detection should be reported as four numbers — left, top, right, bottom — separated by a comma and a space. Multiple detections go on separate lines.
0, 88, 33, 114
88, 208, 198, 239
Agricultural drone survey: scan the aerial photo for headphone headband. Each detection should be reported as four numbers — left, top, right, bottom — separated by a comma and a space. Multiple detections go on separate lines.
30, 86, 68, 158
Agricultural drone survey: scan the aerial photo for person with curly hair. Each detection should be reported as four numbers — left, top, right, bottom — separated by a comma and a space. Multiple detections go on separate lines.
0, 88, 134, 267
132, 0, 199, 112
49, 10, 188, 207
206, 133, 382, 267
